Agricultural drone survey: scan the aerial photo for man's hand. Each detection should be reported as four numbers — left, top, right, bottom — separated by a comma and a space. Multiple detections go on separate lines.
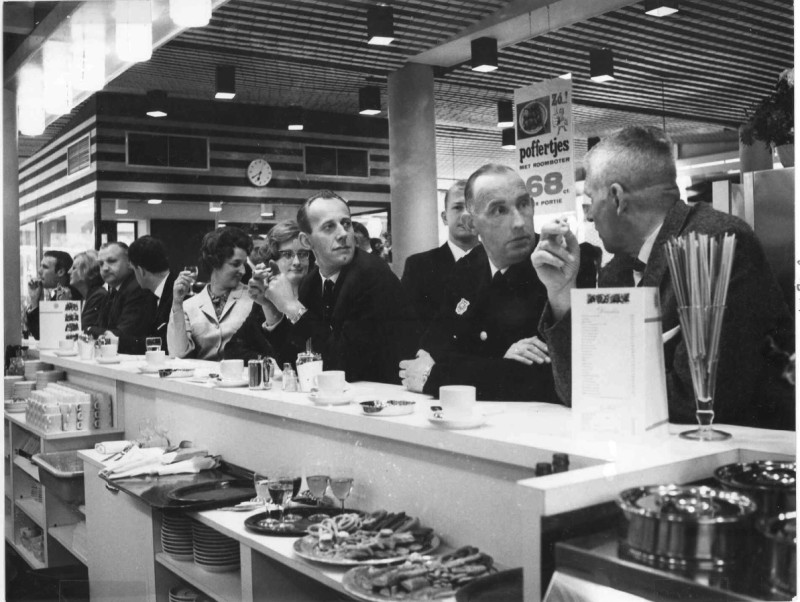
102, 331, 119, 343
399, 349, 435, 392
531, 219, 581, 320
27, 278, 42, 309
504, 336, 550, 365
263, 261, 299, 314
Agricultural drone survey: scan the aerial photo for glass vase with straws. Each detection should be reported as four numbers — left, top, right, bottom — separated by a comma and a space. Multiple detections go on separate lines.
664, 232, 736, 441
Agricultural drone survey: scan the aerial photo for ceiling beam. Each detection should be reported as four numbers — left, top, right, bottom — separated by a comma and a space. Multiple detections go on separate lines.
412, 0, 639, 67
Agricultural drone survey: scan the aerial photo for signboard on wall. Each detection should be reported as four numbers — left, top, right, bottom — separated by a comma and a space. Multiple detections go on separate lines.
514, 78, 577, 232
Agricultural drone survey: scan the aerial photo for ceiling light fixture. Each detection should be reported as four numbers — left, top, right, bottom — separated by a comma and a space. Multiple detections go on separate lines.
169, 0, 211, 28
367, 4, 394, 45
115, 199, 129, 215
644, 0, 679, 17
286, 105, 304, 131
590, 48, 615, 83
17, 64, 45, 136
147, 198, 163, 205
215, 65, 236, 100
501, 128, 516, 150
146, 90, 168, 118
42, 41, 72, 115
471, 37, 498, 72
260, 203, 275, 218
115, 0, 153, 63
209, 201, 223, 213
359, 86, 381, 115
70, 21, 106, 92
497, 100, 513, 128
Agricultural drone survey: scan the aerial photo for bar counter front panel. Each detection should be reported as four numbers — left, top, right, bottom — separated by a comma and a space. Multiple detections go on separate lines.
45, 353, 795, 601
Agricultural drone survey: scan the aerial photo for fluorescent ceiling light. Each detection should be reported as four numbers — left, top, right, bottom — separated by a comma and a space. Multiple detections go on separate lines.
209, 201, 223, 212
147, 198, 163, 205
115, 200, 129, 215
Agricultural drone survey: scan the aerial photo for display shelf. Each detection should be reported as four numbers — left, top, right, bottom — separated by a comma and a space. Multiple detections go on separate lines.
15, 496, 44, 526
49, 524, 87, 566
5, 412, 124, 440
156, 552, 241, 602
13, 455, 39, 480
10, 538, 46, 570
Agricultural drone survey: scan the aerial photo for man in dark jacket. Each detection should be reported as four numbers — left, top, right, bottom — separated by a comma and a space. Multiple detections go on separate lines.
25, 250, 80, 340
86, 242, 156, 354
533, 125, 794, 429
399, 165, 559, 402
259, 191, 418, 384
128, 236, 176, 354
401, 180, 479, 334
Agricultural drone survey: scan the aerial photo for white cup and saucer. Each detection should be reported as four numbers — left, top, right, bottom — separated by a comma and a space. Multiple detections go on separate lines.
54, 339, 78, 357
308, 370, 353, 405
215, 359, 247, 387
96, 339, 120, 364
428, 385, 486, 429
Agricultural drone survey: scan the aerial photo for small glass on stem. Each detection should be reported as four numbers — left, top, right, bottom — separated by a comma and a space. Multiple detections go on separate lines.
330, 475, 354, 513
183, 265, 199, 297
267, 475, 298, 531
306, 473, 330, 521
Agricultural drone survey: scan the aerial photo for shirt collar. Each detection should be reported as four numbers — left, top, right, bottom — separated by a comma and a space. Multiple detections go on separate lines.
446, 240, 473, 262
637, 222, 664, 269
486, 256, 508, 278
320, 271, 340, 291
153, 273, 169, 301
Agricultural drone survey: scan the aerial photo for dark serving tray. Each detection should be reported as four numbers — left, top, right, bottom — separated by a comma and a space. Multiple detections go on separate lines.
244, 506, 352, 537
455, 568, 522, 602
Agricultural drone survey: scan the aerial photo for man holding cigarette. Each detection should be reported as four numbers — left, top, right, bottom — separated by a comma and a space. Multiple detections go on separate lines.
532, 126, 793, 428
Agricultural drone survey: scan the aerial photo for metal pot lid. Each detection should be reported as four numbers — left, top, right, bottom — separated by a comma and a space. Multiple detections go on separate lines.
617, 484, 757, 523
714, 461, 796, 492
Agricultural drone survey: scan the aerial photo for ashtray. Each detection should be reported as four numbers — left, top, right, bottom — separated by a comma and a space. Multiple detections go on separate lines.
360, 400, 416, 417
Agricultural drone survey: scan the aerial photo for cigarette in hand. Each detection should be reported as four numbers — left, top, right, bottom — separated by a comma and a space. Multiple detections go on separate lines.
540, 218, 570, 246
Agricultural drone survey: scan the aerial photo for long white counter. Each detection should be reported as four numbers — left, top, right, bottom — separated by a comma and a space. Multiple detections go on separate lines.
45, 352, 795, 601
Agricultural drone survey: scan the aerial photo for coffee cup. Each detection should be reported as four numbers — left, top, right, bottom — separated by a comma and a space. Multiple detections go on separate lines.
219, 359, 244, 381
145, 350, 166, 367
58, 340, 74, 351
77, 338, 94, 360
99, 342, 118, 358
314, 370, 346, 395
437, 385, 476, 419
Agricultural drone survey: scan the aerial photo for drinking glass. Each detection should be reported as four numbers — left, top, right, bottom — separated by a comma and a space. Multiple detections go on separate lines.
306, 473, 330, 521
183, 265, 199, 297
253, 471, 276, 525
145, 337, 162, 352
330, 475, 354, 513
267, 475, 298, 531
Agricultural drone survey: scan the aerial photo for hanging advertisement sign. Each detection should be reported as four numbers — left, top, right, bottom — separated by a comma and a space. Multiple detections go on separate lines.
514, 78, 577, 231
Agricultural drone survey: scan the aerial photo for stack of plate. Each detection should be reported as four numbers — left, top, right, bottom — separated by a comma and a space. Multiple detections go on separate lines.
12, 381, 35, 402
35, 370, 65, 389
161, 514, 193, 560
23, 361, 51, 381
4, 376, 23, 400
168, 586, 199, 602
192, 520, 240, 572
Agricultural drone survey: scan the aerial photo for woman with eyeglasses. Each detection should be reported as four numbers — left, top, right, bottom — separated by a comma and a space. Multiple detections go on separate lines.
224, 220, 312, 362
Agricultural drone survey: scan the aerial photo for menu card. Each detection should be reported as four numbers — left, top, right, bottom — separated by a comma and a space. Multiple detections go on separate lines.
571, 287, 668, 437
39, 300, 82, 349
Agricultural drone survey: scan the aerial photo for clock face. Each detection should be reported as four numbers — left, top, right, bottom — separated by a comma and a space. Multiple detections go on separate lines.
247, 158, 272, 187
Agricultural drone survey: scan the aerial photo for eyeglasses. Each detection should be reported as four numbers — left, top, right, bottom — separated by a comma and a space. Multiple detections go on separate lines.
277, 250, 311, 261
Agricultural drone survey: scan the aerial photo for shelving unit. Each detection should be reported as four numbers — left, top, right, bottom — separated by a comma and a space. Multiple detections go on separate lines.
15, 496, 44, 526
49, 524, 87, 565
156, 553, 241, 602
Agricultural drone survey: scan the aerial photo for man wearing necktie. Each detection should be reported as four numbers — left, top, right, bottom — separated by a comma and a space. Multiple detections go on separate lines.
533, 125, 793, 429
128, 236, 176, 354
399, 164, 567, 403
259, 190, 418, 384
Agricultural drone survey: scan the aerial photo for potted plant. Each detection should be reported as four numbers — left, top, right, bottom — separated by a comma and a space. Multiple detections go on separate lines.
740, 68, 794, 167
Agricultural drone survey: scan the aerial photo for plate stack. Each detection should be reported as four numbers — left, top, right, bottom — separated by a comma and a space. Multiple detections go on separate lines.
161, 514, 193, 560
35, 370, 65, 389
23, 361, 51, 381
5, 376, 23, 400
168, 586, 200, 602
12, 381, 35, 402
192, 520, 240, 573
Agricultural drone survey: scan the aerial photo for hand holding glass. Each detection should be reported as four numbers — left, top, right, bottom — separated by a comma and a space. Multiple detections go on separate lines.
183, 266, 199, 296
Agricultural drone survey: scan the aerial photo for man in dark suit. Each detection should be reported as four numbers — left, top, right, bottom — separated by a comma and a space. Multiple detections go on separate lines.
401, 180, 479, 331
533, 125, 794, 428
399, 165, 559, 402
25, 250, 80, 340
86, 242, 156, 354
128, 236, 177, 354
259, 190, 418, 384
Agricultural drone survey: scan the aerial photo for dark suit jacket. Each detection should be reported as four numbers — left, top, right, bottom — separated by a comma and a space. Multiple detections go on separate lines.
224, 304, 280, 363
80, 280, 108, 332
86, 272, 157, 354
543, 201, 794, 429
420, 245, 558, 402
116, 273, 176, 355
401, 243, 457, 334
264, 249, 419, 384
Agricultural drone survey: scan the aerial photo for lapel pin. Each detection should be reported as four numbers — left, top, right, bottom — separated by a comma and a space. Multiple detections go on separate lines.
455, 298, 470, 315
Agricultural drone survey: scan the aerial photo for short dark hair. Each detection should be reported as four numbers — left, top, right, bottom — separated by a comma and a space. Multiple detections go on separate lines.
296, 190, 349, 234
444, 180, 467, 209
99, 241, 129, 256
43, 250, 73, 275
200, 226, 253, 272
128, 235, 170, 273
464, 164, 518, 211
262, 220, 301, 263
351, 221, 369, 240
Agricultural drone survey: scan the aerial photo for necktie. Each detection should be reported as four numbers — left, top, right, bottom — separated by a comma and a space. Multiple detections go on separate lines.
619, 256, 647, 287
322, 279, 335, 323
491, 270, 505, 288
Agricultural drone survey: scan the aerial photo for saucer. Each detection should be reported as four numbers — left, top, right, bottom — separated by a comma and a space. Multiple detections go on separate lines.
360, 400, 416, 416
54, 349, 78, 357
214, 378, 248, 388
139, 364, 170, 374
96, 357, 121, 365
427, 411, 486, 430
308, 390, 354, 406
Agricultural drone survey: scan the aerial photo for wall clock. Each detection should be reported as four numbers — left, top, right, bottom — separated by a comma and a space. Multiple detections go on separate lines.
247, 157, 272, 187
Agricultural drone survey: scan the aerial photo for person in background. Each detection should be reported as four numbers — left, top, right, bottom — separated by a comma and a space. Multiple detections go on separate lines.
401, 180, 479, 332
352, 221, 372, 253
69, 250, 107, 332
532, 125, 794, 429
128, 236, 176, 354
26, 250, 79, 340
399, 164, 561, 402
369, 237, 385, 258
258, 191, 418, 383
225, 220, 310, 362
86, 242, 156, 353
168, 227, 253, 360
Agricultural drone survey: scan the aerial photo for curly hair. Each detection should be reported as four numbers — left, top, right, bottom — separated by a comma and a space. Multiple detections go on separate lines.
72, 250, 102, 286
200, 226, 253, 273
258, 220, 302, 263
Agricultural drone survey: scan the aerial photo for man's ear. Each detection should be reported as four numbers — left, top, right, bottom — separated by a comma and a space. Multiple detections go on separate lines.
440, 210, 447, 226
610, 183, 628, 215
298, 232, 312, 250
